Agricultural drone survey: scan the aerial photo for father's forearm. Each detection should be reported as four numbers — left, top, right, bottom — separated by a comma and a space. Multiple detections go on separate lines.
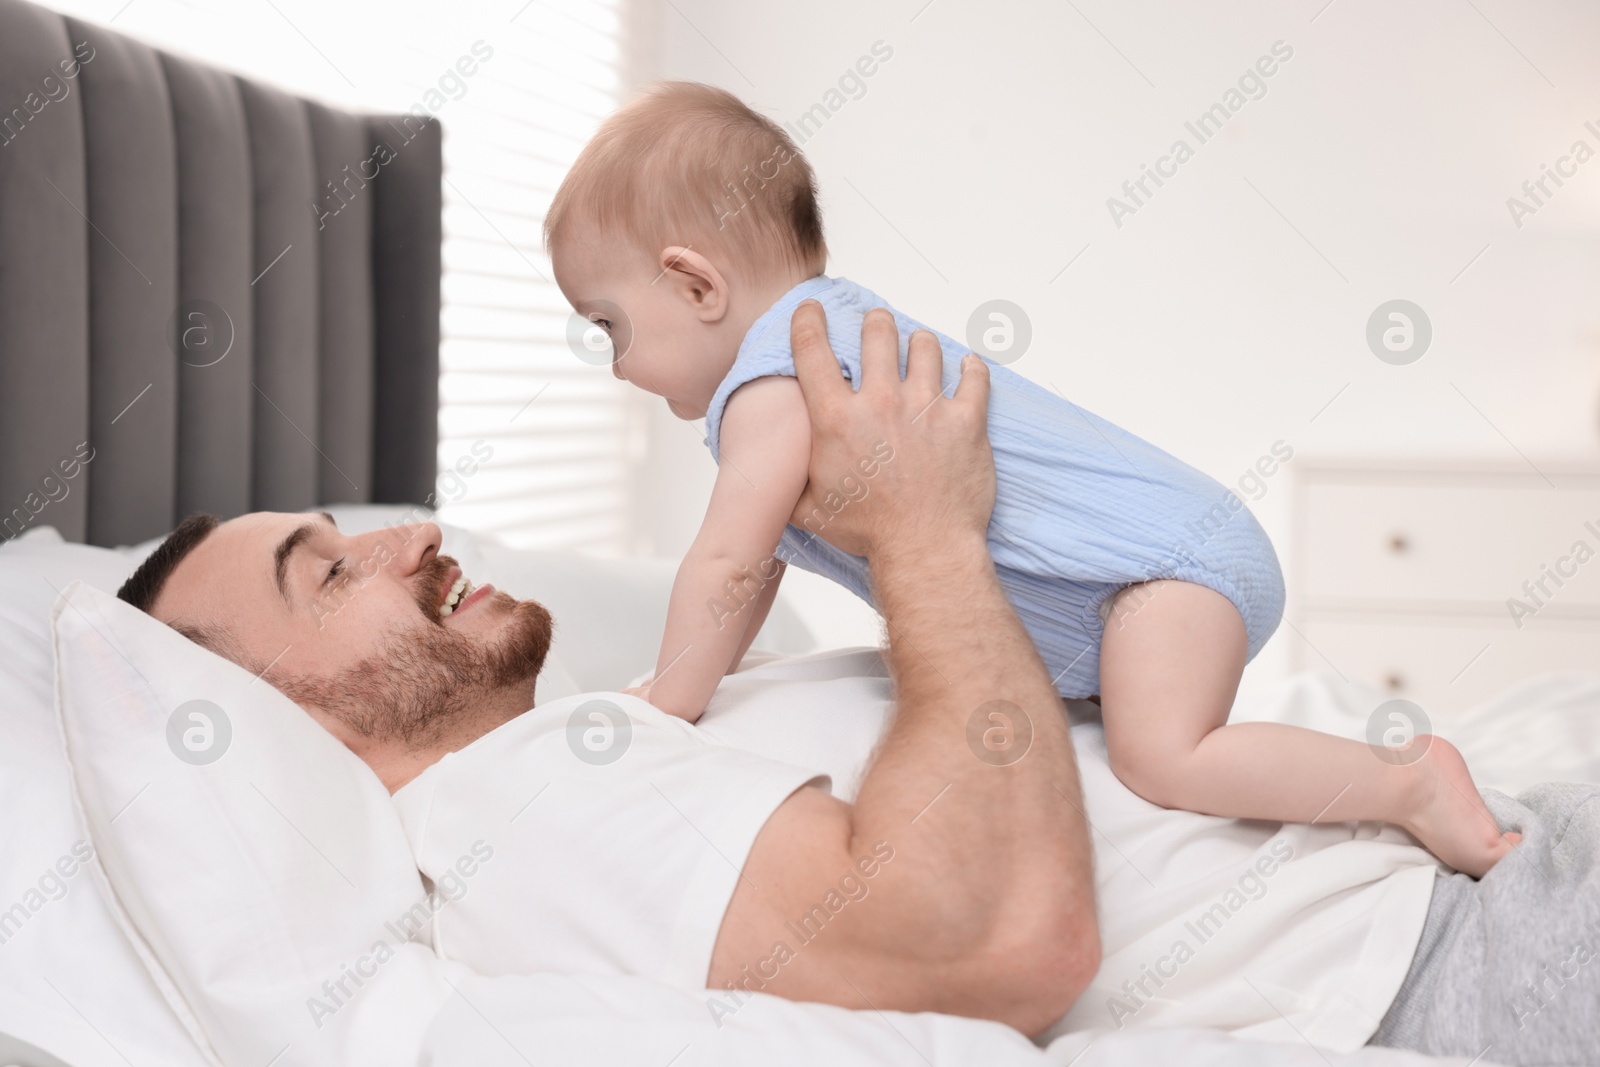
848, 531, 1099, 1024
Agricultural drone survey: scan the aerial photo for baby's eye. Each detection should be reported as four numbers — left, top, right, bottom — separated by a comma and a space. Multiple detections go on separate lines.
592, 317, 613, 333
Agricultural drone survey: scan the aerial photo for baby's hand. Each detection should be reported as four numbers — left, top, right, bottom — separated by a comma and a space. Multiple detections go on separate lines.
622, 682, 709, 724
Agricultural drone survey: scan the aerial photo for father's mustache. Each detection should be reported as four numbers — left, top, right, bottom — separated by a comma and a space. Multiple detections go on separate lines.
413, 554, 463, 622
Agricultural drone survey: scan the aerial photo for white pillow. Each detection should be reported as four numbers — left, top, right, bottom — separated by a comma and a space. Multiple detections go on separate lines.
53, 580, 462, 1067
0, 529, 209, 1067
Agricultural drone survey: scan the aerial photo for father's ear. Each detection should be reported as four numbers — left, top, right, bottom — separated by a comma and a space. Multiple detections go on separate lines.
658, 246, 729, 323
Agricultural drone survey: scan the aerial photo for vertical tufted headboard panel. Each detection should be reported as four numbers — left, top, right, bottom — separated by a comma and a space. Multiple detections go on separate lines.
0, 0, 441, 547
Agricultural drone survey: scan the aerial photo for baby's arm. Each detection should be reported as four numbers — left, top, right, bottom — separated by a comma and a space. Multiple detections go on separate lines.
1098, 580, 1518, 877
647, 376, 810, 721
729, 558, 786, 669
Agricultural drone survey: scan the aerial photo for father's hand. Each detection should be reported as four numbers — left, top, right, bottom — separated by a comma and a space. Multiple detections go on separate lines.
788, 302, 995, 559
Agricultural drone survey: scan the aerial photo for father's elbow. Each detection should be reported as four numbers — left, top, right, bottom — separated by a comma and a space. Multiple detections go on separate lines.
998, 904, 1102, 1036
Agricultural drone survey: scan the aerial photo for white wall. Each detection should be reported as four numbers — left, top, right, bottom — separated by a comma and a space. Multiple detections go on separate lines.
634, 0, 1600, 681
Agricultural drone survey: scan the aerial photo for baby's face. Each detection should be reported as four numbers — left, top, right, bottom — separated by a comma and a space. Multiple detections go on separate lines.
552, 231, 736, 421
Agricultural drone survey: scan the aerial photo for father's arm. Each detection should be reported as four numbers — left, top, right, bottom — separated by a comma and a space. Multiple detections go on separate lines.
708, 305, 1099, 1036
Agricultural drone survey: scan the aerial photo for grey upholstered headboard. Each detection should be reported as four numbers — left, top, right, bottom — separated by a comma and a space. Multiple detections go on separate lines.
0, 0, 441, 548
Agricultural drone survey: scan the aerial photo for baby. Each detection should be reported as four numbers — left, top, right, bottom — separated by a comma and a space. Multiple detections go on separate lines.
545, 82, 1516, 877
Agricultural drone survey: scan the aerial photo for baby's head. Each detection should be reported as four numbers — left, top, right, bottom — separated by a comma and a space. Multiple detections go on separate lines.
546, 82, 827, 419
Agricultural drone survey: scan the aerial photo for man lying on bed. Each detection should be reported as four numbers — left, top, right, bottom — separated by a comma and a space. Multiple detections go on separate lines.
115, 310, 1598, 1064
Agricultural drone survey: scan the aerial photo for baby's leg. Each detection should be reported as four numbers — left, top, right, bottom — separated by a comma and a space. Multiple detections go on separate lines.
1098, 580, 1517, 877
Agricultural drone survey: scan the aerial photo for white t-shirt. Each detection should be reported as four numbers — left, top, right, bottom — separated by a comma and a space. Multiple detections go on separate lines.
391, 690, 824, 991
396, 649, 1438, 1052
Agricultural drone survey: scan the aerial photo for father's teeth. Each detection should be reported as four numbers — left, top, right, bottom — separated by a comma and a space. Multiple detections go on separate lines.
439, 576, 474, 616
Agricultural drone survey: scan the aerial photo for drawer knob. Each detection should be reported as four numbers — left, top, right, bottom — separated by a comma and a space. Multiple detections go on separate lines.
1383, 672, 1405, 692
1387, 533, 1410, 554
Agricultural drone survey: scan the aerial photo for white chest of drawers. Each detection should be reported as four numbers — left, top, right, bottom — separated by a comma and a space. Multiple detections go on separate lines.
1288, 459, 1600, 721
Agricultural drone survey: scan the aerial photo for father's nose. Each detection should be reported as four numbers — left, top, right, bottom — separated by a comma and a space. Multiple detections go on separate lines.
391, 521, 442, 574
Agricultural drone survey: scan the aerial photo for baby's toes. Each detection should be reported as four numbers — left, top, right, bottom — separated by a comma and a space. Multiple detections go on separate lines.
1481, 835, 1515, 875
1489, 829, 1523, 863
1460, 826, 1519, 878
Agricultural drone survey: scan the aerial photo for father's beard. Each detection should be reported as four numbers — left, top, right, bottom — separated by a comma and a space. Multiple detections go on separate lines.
273, 555, 553, 751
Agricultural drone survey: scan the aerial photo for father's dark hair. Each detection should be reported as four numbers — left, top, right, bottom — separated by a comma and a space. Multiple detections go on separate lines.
117, 513, 259, 667
117, 512, 219, 612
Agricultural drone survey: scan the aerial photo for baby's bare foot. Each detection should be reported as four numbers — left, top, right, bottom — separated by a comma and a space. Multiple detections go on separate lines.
1400, 735, 1519, 878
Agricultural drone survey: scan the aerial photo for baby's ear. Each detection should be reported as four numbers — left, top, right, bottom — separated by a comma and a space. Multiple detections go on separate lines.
658, 246, 730, 322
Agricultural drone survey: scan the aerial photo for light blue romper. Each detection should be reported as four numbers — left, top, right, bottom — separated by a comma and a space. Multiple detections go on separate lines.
703, 276, 1285, 697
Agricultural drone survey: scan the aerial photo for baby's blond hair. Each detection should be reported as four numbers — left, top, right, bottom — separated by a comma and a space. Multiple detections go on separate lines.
544, 81, 827, 282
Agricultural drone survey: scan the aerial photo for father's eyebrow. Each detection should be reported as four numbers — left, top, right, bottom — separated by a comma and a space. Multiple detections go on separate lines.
272, 512, 338, 602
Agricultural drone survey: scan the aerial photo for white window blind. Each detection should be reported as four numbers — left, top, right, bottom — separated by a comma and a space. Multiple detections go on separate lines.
46, 0, 639, 551
433, 1, 639, 552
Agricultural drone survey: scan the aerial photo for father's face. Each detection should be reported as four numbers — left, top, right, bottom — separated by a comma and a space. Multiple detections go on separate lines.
151, 512, 552, 755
